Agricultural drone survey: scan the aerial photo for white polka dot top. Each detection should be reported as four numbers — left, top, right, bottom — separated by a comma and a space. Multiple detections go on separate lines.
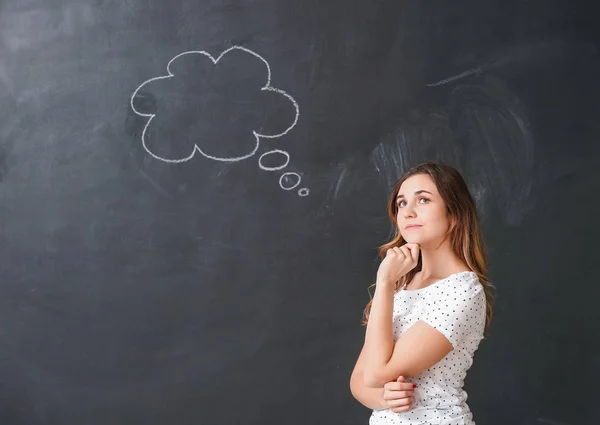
369, 271, 487, 425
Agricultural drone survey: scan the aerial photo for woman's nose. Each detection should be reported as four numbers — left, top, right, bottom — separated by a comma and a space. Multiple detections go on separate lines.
403, 205, 416, 218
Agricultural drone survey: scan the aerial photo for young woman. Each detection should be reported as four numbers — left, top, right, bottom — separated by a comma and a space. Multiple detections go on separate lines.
349, 162, 494, 424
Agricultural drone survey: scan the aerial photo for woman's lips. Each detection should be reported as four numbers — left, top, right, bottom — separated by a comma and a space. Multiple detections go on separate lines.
405, 225, 422, 229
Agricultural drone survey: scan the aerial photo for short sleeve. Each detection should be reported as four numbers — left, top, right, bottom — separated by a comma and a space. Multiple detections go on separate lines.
419, 275, 486, 348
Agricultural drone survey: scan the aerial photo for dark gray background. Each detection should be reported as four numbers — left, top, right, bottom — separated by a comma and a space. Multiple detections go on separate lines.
0, 0, 597, 424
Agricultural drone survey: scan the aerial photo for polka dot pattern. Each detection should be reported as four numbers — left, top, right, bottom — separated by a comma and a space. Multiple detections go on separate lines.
369, 271, 486, 425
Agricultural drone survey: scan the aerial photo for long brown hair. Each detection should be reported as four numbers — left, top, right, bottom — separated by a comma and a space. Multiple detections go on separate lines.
361, 161, 495, 333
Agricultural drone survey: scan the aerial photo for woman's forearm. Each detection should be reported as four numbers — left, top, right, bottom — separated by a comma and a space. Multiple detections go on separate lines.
350, 371, 388, 410
363, 278, 396, 385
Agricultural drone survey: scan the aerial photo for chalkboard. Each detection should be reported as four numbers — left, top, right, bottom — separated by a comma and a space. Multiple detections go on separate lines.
0, 0, 598, 424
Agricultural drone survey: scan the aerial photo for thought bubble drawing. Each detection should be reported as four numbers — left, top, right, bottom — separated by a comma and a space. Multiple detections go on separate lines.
130, 46, 309, 196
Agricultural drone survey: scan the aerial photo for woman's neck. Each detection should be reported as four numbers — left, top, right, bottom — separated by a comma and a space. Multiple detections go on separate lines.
417, 239, 468, 279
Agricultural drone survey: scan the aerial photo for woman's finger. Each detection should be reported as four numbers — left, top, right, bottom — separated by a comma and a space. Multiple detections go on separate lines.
399, 246, 411, 259
392, 247, 404, 257
403, 244, 419, 263
391, 404, 412, 413
409, 246, 420, 263
386, 381, 416, 391
388, 397, 412, 407
383, 390, 414, 401
385, 395, 412, 406
391, 390, 414, 398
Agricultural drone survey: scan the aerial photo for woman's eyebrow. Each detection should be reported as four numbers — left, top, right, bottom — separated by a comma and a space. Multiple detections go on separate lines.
396, 190, 433, 200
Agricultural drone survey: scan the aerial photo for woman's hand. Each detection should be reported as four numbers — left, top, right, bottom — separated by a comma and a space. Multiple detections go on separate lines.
383, 375, 416, 413
376, 243, 420, 284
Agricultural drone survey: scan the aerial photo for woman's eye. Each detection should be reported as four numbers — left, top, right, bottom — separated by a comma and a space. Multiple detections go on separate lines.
397, 198, 429, 209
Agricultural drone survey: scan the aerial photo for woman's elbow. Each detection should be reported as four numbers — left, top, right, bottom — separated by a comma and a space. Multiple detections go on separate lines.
362, 368, 384, 388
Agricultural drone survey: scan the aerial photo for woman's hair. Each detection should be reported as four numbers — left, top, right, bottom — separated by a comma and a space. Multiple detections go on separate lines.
361, 161, 495, 333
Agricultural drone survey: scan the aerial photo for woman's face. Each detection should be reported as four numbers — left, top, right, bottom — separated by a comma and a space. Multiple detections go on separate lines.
396, 174, 451, 247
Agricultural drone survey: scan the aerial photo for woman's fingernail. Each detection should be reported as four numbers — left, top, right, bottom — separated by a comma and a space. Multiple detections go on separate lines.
413, 384, 417, 388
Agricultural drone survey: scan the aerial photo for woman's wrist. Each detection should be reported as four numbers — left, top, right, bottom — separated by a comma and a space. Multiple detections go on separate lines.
375, 276, 396, 289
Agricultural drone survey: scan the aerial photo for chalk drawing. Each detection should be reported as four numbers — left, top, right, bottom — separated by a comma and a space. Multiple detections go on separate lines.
279, 172, 301, 191
426, 66, 487, 87
258, 149, 290, 171
130, 45, 309, 195
258, 150, 309, 194
425, 60, 504, 87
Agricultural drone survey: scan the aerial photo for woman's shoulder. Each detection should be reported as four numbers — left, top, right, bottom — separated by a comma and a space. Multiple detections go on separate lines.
451, 270, 480, 285
449, 271, 483, 292
424, 271, 486, 317
425, 271, 481, 297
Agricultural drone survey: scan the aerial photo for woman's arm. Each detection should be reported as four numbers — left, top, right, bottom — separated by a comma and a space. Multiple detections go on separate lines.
350, 370, 387, 410
349, 345, 387, 410
362, 277, 453, 387
362, 276, 484, 387
362, 277, 396, 387
362, 245, 421, 387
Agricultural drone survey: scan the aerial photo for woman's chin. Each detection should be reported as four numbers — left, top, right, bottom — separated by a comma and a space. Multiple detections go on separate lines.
403, 234, 438, 246
402, 235, 421, 244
